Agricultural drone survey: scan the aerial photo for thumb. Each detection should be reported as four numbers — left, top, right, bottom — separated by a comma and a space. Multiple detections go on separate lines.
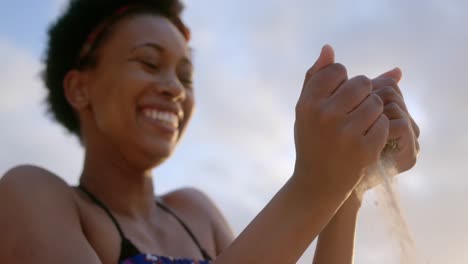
305, 44, 335, 82
377, 67, 403, 83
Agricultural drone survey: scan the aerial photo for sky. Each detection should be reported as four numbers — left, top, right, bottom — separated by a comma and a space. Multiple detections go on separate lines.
0, 0, 467, 263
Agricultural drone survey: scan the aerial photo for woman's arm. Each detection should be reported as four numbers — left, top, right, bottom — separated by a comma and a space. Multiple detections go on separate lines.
312, 191, 362, 264
214, 173, 350, 264
214, 44, 388, 263
0, 165, 102, 264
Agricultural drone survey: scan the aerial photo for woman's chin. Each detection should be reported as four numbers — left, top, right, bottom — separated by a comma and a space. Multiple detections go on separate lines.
137, 138, 176, 167
126, 124, 180, 168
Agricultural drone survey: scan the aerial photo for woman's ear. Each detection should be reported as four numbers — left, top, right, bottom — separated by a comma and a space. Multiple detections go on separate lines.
63, 70, 90, 111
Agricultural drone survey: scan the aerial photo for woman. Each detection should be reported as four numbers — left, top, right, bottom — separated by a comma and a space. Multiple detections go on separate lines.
0, 0, 420, 263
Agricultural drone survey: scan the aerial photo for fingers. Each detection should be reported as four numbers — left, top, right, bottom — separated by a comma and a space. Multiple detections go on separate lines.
301, 45, 347, 100
384, 103, 409, 140
384, 102, 406, 119
374, 86, 407, 112
304, 44, 335, 84
372, 81, 420, 138
347, 94, 384, 135
384, 102, 420, 143
364, 114, 390, 160
372, 77, 403, 97
377, 67, 402, 82
328, 75, 372, 113
305, 63, 348, 98
411, 117, 420, 138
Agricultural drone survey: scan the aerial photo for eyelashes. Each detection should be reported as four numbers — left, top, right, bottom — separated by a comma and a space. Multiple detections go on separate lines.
181, 79, 193, 87
134, 59, 193, 88
139, 59, 159, 70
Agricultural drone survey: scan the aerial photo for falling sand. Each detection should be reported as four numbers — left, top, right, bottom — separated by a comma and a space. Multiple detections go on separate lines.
358, 144, 419, 264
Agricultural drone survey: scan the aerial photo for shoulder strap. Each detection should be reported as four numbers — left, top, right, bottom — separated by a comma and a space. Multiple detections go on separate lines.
156, 198, 213, 261
78, 185, 212, 261
78, 185, 126, 238
77, 185, 141, 260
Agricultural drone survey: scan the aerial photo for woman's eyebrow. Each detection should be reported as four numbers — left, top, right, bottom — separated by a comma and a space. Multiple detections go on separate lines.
131, 42, 193, 63
131, 42, 164, 53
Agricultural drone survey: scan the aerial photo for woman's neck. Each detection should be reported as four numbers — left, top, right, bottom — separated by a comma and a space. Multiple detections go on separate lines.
79, 146, 158, 219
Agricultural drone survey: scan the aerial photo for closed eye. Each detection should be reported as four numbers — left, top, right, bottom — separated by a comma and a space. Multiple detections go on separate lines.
140, 60, 159, 70
128, 57, 159, 71
181, 79, 193, 87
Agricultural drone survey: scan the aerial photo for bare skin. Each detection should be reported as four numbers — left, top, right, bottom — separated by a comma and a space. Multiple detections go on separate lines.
0, 15, 233, 264
311, 57, 420, 264
0, 13, 419, 264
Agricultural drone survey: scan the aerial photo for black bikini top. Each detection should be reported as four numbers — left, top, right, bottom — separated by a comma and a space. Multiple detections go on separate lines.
77, 185, 212, 262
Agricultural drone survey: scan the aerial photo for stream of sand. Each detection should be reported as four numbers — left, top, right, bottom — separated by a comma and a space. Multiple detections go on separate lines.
369, 157, 419, 264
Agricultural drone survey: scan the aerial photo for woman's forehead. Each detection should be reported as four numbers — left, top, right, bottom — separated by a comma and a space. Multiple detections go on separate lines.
108, 14, 190, 58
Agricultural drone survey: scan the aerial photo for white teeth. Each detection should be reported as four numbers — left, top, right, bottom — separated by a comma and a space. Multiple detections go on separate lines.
142, 109, 179, 128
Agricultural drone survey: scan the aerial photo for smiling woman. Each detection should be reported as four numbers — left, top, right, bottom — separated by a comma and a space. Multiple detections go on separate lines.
1, 1, 221, 263
0, 0, 420, 263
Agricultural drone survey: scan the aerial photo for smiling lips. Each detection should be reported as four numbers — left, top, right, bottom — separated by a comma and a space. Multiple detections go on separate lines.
141, 108, 179, 130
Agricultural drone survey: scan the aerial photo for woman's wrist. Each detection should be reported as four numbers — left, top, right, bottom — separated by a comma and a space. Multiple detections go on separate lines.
291, 167, 355, 207
341, 190, 363, 213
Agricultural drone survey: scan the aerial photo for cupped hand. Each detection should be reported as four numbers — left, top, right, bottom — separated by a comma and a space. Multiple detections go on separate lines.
357, 68, 420, 192
293, 45, 389, 198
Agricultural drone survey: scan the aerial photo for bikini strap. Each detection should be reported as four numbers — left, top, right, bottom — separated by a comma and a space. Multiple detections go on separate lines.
77, 185, 141, 260
156, 198, 213, 261
78, 185, 126, 238
77, 185, 212, 261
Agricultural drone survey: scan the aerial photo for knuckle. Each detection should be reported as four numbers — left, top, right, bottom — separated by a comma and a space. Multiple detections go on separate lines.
355, 75, 372, 88
295, 100, 309, 116
393, 121, 406, 134
295, 100, 307, 115
377, 77, 398, 88
370, 94, 384, 109
392, 91, 403, 103
305, 67, 315, 79
387, 78, 398, 88
385, 102, 401, 113
331, 63, 348, 79
379, 87, 393, 101
379, 114, 390, 129
414, 122, 421, 138
392, 118, 405, 128
404, 153, 418, 171
384, 86, 403, 102
402, 117, 411, 128
382, 85, 395, 95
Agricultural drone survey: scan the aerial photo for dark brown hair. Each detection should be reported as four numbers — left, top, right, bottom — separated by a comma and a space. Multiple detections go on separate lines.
42, 0, 189, 137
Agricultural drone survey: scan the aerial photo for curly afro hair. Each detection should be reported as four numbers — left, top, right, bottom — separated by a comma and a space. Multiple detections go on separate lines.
42, 0, 190, 138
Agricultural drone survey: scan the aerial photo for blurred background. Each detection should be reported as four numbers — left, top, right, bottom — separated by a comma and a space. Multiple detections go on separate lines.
0, 0, 467, 263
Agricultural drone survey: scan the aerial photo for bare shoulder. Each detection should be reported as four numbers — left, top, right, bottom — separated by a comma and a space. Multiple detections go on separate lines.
1, 164, 72, 192
0, 165, 100, 263
162, 187, 218, 214
161, 187, 227, 227
162, 187, 234, 254
0, 164, 76, 213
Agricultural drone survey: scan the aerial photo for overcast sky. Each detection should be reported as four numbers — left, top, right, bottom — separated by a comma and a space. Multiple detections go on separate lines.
1, 0, 467, 263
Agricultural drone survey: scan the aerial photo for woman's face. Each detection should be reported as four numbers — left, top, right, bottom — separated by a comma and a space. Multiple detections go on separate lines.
81, 14, 194, 168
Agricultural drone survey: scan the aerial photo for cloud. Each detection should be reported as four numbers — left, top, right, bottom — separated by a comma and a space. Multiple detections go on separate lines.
0, 39, 44, 112
2, 0, 467, 263
0, 37, 83, 183
183, 0, 468, 262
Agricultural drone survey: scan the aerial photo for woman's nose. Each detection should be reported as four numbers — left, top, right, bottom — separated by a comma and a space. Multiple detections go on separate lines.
157, 74, 186, 102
